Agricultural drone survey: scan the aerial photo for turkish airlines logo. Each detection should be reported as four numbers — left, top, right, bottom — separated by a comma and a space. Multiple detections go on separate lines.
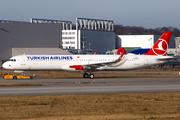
152, 39, 168, 56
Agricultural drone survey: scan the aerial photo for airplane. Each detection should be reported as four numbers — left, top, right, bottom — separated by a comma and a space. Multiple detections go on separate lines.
2, 31, 174, 79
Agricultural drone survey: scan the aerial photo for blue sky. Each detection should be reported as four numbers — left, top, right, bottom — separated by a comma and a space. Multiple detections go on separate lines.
0, 0, 180, 29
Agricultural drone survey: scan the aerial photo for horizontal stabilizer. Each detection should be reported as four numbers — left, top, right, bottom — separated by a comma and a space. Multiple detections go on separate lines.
157, 56, 175, 61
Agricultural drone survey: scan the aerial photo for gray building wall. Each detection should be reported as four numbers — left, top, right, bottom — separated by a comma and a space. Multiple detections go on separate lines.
0, 23, 62, 60
169, 36, 175, 48
79, 30, 115, 53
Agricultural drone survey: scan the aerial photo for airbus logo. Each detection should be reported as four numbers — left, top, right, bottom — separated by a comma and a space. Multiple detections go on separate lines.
152, 39, 168, 56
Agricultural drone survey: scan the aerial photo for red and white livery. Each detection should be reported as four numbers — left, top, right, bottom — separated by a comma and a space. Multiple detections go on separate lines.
2, 32, 174, 79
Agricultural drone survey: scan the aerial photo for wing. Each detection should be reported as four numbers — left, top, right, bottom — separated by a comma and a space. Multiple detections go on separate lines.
69, 58, 125, 71
69, 51, 126, 71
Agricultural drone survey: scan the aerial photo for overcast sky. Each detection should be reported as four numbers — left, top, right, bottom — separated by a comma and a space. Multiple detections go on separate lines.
0, 0, 179, 29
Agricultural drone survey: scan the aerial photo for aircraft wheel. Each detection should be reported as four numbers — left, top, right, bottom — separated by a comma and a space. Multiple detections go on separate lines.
89, 74, 94, 79
83, 73, 89, 78
30, 76, 33, 79
13, 76, 17, 79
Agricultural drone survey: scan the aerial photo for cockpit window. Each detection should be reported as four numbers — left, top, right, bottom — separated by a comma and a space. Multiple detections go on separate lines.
9, 59, 16, 62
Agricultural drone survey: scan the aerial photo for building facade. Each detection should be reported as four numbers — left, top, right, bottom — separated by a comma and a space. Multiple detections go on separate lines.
116, 35, 175, 49
0, 17, 177, 66
0, 23, 62, 62
0, 18, 116, 66
62, 18, 115, 53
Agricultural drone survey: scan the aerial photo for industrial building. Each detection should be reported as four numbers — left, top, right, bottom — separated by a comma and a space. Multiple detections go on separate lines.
0, 17, 179, 68
0, 18, 115, 66
167, 37, 180, 59
0, 22, 62, 61
62, 18, 115, 53
175, 37, 180, 49
116, 35, 175, 49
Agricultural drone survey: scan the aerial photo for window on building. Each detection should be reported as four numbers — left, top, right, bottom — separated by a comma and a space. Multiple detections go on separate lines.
70, 42, 75, 44
62, 37, 75, 39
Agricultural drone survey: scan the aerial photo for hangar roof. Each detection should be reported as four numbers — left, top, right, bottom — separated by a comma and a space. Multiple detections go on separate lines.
12, 48, 72, 56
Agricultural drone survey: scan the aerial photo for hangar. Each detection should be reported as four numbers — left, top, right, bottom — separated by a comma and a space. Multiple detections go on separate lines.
116, 35, 175, 49
0, 20, 64, 64
0, 18, 115, 66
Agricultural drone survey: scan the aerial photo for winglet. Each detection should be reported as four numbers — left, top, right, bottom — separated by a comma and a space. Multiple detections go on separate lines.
94, 52, 97, 55
117, 47, 126, 61
144, 31, 172, 56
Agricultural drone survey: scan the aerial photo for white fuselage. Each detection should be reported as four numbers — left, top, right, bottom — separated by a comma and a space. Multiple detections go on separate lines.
2, 54, 167, 72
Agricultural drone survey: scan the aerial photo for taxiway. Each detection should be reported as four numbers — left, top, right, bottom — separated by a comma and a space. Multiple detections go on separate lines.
0, 76, 180, 97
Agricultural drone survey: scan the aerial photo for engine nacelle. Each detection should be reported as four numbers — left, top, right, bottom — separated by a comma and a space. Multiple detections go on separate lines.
62, 65, 84, 71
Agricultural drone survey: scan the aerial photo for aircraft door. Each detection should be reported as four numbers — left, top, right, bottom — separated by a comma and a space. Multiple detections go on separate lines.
21, 56, 26, 66
76, 56, 81, 64
144, 57, 148, 65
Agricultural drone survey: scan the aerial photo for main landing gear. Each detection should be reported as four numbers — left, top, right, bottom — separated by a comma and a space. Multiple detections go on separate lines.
83, 72, 94, 79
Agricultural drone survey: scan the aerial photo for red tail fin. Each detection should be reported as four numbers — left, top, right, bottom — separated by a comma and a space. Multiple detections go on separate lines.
144, 31, 172, 56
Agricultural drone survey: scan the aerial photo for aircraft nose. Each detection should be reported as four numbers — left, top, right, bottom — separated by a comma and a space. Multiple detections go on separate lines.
2, 62, 9, 69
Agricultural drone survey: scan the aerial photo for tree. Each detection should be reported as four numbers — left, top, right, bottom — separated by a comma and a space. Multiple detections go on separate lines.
114, 25, 180, 37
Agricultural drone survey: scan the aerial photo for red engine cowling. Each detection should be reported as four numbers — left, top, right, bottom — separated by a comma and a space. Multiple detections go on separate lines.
69, 65, 84, 70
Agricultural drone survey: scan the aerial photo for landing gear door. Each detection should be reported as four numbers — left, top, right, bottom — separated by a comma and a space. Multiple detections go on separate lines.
21, 56, 26, 65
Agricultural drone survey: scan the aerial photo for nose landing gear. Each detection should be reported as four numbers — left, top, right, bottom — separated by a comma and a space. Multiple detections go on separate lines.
89, 74, 94, 79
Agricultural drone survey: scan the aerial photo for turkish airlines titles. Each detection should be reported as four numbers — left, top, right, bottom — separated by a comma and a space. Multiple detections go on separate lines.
27, 56, 73, 60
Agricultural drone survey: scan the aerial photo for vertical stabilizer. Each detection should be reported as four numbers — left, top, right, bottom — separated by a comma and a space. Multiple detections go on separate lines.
144, 31, 172, 56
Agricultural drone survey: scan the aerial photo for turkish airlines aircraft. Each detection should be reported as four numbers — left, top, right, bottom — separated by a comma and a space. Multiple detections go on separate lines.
2, 31, 174, 79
